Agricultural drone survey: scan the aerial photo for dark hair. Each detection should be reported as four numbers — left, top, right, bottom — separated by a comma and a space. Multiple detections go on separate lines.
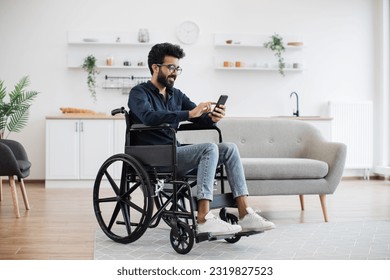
148, 43, 185, 75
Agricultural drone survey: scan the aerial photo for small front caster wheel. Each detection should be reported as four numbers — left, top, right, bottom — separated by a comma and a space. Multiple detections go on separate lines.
219, 208, 242, 244
170, 221, 194, 254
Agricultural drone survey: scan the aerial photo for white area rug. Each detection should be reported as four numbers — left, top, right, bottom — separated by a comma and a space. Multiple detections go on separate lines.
94, 220, 390, 260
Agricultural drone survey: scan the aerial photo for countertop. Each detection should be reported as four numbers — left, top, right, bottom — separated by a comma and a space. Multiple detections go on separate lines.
271, 116, 333, 120
46, 113, 124, 119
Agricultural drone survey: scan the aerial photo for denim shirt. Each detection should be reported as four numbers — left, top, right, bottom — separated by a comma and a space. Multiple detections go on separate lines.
128, 81, 214, 145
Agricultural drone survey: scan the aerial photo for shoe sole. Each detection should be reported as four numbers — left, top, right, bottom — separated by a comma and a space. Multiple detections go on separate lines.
240, 225, 275, 232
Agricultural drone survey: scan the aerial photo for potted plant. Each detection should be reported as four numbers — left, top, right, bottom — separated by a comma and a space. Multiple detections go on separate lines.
0, 76, 39, 139
264, 33, 286, 76
82, 55, 99, 101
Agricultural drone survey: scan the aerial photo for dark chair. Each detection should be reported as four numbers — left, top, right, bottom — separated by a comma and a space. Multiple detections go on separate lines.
0, 139, 31, 218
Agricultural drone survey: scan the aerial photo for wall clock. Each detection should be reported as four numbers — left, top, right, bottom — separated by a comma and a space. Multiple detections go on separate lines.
176, 21, 200, 45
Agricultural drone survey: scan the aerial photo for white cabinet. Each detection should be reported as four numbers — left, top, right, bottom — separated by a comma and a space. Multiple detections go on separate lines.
113, 119, 127, 179
214, 33, 304, 72
114, 119, 126, 154
46, 119, 114, 184
79, 120, 114, 179
46, 120, 80, 180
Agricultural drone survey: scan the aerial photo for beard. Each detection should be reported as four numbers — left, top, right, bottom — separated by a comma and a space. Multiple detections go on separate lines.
157, 71, 176, 89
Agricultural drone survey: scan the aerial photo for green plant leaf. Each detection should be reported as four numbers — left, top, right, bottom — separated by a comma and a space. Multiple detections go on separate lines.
7, 105, 29, 134
82, 55, 99, 101
264, 33, 286, 76
0, 80, 6, 102
0, 76, 39, 138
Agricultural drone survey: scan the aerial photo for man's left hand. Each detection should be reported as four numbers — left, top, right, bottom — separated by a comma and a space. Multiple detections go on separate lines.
209, 105, 226, 122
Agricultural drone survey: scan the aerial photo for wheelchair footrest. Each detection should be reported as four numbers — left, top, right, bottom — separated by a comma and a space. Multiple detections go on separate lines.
236, 230, 263, 237
196, 232, 236, 243
196, 232, 213, 243
196, 230, 263, 243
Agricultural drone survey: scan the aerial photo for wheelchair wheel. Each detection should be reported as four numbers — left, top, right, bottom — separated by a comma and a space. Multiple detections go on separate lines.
93, 153, 153, 244
170, 220, 194, 254
219, 208, 242, 243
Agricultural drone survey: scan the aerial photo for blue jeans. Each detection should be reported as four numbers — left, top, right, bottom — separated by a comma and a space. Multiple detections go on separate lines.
176, 142, 249, 201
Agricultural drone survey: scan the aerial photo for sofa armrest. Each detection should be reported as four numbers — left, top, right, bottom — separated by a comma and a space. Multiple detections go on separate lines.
305, 140, 347, 193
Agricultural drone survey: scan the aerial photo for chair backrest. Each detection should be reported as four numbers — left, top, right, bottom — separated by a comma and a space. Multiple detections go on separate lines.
0, 139, 31, 178
111, 107, 177, 170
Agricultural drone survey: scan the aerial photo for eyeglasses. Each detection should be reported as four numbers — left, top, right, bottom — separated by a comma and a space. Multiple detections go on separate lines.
157, 64, 183, 75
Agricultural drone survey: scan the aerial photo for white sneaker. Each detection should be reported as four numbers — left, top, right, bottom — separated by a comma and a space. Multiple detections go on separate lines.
238, 207, 275, 232
197, 211, 242, 235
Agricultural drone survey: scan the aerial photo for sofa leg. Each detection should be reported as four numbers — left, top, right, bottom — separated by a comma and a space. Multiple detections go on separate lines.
299, 195, 304, 211
319, 194, 328, 222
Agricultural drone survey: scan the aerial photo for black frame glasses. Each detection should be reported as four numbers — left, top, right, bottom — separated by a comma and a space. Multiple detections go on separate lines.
157, 64, 183, 75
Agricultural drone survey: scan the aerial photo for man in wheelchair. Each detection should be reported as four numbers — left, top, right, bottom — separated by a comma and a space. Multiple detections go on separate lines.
128, 42, 275, 236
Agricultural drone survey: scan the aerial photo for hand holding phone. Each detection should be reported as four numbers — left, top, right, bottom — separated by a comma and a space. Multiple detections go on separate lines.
213, 95, 228, 113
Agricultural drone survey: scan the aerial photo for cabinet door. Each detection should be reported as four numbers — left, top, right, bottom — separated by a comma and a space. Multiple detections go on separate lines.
79, 120, 114, 179
46, 120, 80, 179
113, 119, 127, 179
114, 119, 126, 154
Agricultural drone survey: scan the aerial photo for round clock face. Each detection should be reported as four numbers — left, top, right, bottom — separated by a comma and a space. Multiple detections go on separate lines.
176, 21, 200, 45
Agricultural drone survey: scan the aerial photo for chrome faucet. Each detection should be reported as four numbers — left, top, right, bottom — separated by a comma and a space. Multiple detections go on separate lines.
290, 91, 299, 117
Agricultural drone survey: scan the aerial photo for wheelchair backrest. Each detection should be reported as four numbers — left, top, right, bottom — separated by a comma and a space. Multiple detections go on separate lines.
111, 107, 177, 170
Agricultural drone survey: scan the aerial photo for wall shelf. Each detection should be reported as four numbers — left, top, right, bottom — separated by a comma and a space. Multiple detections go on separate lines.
67, 65, 149, 70
67, 30, 156, 69
214, 33, 305, 73
68, 42, 154, 47
215, 66, 303, 72
215, 43, 303, 49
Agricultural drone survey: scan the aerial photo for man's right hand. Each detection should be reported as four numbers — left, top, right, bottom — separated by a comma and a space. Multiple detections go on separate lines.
189, 101, 214, 118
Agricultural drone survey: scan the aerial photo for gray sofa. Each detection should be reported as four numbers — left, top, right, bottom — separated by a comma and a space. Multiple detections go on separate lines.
178, 117, 347, 222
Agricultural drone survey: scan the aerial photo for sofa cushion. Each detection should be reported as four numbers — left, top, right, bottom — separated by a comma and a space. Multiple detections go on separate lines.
241, 158, 328, 180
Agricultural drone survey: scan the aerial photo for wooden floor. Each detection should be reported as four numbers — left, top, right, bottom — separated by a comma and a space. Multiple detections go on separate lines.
0, 179, 389, 260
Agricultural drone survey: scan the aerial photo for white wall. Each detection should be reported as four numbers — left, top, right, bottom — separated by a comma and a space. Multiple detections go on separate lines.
0, 0, 380, 179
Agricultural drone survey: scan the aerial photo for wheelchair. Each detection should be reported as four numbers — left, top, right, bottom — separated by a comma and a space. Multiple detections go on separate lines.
93, 107, 262, 254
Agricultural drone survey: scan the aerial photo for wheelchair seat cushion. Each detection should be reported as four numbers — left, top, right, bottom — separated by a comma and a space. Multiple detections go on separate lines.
125, 145, 175, 167
241, 158, 328, 180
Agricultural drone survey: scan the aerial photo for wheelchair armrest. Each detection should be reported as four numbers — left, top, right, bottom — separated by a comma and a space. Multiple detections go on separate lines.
178, 122, 218, 131
131, 123, 172, 131
178, 123, 223, 143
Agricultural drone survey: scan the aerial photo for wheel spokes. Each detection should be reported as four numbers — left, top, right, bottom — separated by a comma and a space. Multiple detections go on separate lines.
93, 154, 153, 244
107, 202, 121, 230
104, 169, 120, 195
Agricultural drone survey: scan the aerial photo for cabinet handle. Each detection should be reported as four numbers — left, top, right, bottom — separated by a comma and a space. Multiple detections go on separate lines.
80, 121, 84, 132
75, 122, 78, 132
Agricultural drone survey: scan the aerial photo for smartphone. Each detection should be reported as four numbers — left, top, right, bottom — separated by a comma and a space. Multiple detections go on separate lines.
213, 95, 228, 112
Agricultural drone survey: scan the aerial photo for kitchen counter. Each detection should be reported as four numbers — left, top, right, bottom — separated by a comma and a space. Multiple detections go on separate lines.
271, 116, 333, 140
271, 116, 333, 121
46, 113, 124, 119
